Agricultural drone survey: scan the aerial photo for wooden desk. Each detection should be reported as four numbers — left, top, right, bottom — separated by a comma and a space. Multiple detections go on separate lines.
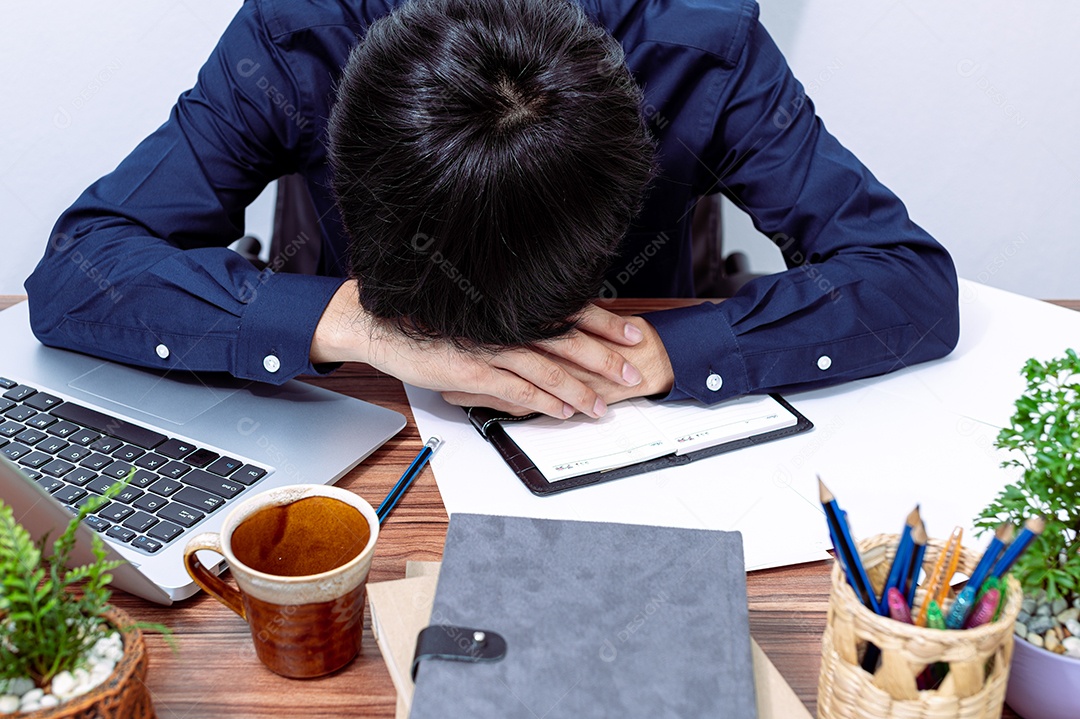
2, 295, 1076, 718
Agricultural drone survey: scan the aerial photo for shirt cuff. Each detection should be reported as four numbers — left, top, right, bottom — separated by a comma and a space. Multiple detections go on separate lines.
639, 302, 750, 404
235, 272, 347, 384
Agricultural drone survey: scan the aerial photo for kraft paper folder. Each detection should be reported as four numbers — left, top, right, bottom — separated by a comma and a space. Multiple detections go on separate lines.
466, 393, 812, 495
369, 516, 812, 716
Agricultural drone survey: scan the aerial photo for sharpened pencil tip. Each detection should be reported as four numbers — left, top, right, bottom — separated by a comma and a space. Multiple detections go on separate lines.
996, 522, 1015, 542
912, 521, 927, 544
817, 475, 834, 503
906, 505, 920, 527
1026, 516, 1046, 534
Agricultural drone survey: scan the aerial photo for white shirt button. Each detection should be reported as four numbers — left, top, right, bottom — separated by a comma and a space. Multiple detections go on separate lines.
263, 355, 281, 373
705, 373, 723, 392
155, 344, 170, 360
817, 355, 832, 371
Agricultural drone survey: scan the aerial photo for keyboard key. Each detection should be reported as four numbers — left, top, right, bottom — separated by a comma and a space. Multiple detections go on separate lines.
36, 476, 64, 493
234, 462, 267, 483
0, 399, 12, 414
184, 448, 219, 468
53, 485, 87, 504
148, 478, 182, 497
146, 521, 184, 543
129, 469, 159, 488
65, 468, 97, 486
4, 405, 38, 422
131, 536, 164, 554
114, 486, 145, 504
101, 460, 134, 480
156, 439, 196, 459
75, 493, 105, 511
156, 503, 204, 528
2, 385, 36, 402
0, 437, 8, 449
97, 503, 134, 523
121, 511, 158, 533
106, 525, 136, 543
112, 445, 145, 462
158, 461, 190, 479
56, 445, 92, 463
1, 443, 31, 461
22, 470, 42, 481
79, 453, 112, 471
134, 453, 168, 471
90, 436, 123, 454
36, 438, 69, 455
183, 469, 245, 499
0, 421, 23, 437
19, 452, 52, 469
87, 476, 122, 494
82, 515, 111, 532
174, 486, 225, 513
14, 429, 46, 446
0, 377, 16, 389
206, 456, 242, 476
24, 393, 62, 411
133, 493, 168, 513
47, 420, 80, 438
68, 428, 101, 446
25, 414, 57, 430
41, 459, 76, 478
51, 402, 166, 450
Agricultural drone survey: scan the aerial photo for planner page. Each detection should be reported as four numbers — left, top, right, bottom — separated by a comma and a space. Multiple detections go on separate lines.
502, 394, 798, 482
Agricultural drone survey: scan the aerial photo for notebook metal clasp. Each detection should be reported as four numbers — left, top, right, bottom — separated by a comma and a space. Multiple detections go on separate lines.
411, 625, 507, 680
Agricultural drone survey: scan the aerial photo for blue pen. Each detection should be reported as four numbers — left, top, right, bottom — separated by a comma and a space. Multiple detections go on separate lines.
377, 436, 443, 524
945, 523, 1012, 629
878, 506, 919, 615
819, 477, 879, 614
990, 516, 1045, 579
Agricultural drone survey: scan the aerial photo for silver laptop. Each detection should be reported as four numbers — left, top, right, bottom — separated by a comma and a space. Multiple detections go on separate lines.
0, 300, 405, 605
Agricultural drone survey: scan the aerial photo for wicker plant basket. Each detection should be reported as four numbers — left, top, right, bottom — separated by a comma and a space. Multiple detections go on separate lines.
818, 533, 1023, 719
18, 606, 155, 719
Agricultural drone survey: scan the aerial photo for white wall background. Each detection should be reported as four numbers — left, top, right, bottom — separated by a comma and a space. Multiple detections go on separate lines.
1, 1, 1077, 298
727, 1, 1080, 298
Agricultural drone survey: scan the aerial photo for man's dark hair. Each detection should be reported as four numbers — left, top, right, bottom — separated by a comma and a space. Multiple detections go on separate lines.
328, 0, 654, 347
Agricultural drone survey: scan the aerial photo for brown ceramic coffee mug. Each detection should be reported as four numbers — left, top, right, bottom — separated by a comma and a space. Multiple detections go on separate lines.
183, 484, 378, 678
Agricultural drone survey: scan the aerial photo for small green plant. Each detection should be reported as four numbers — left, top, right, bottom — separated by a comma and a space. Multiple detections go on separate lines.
976, 348, 1080, 601
0, 475, 170, 691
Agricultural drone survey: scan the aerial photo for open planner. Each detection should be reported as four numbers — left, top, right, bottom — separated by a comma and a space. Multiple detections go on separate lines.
466, 393, 812, 494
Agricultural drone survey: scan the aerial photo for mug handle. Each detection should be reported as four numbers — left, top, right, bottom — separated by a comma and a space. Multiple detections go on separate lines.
183, 532, 246, 619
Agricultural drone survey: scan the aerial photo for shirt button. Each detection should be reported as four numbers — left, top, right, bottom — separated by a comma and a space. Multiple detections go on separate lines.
155, 344, 170, 360
263, 355, 281, 373
705, 373, 723, 392
817, 355, 832, 371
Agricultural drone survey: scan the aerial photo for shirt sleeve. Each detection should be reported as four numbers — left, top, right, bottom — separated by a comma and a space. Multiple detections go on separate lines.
642, 18, 959, 404
23, 2, 345, 385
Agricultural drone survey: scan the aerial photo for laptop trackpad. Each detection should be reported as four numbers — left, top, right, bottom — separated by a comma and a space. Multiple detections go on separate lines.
68, 364, 239, 426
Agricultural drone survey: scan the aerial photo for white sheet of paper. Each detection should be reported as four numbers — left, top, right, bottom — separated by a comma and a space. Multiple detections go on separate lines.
405, 279, 1057, 570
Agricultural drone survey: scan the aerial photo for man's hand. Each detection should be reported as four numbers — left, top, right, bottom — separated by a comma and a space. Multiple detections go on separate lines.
440, 305, 675, 414
310, 282, 649, 419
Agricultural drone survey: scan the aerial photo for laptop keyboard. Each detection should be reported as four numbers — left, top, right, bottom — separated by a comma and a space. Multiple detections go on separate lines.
0, 377, 270, 555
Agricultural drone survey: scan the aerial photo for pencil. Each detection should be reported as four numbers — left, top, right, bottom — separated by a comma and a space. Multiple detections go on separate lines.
819, 477, 879, 613
915, 526, 963, 627
376, 436, 443, 524
990, 516, 1045, 579
945, 523, 1012, 629
879, 505, 920, 614
903, 519, 928, 607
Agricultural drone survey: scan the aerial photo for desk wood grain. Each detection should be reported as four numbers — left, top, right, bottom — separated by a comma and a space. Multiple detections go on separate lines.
1, 294, 1075, 719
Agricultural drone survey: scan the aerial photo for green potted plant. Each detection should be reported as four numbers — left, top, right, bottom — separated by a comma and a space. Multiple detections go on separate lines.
0, 480, 160, 718
975, 348, 1080, 719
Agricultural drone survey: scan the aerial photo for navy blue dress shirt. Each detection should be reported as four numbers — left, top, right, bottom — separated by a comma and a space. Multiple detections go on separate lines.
26, 0, 959, 404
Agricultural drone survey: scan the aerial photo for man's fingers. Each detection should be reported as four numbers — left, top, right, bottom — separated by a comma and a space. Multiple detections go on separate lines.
575, 303, 644, 346
537, 329, 642, 387
441, 391, 542, 417
490, 351, 606, 418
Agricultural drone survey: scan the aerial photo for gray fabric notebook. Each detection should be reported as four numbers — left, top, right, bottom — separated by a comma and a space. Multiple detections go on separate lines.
409, 514, 758, 719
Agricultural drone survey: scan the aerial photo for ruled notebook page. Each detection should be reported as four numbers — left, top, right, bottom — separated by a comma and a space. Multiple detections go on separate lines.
501, 395, 798, 482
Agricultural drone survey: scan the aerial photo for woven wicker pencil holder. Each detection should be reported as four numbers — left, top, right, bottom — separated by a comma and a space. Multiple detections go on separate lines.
818, 533, 1022, 719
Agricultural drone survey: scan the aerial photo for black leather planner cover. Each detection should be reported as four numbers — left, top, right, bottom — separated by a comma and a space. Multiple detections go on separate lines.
409, 514, 758, 719
465, 394, 812, 495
